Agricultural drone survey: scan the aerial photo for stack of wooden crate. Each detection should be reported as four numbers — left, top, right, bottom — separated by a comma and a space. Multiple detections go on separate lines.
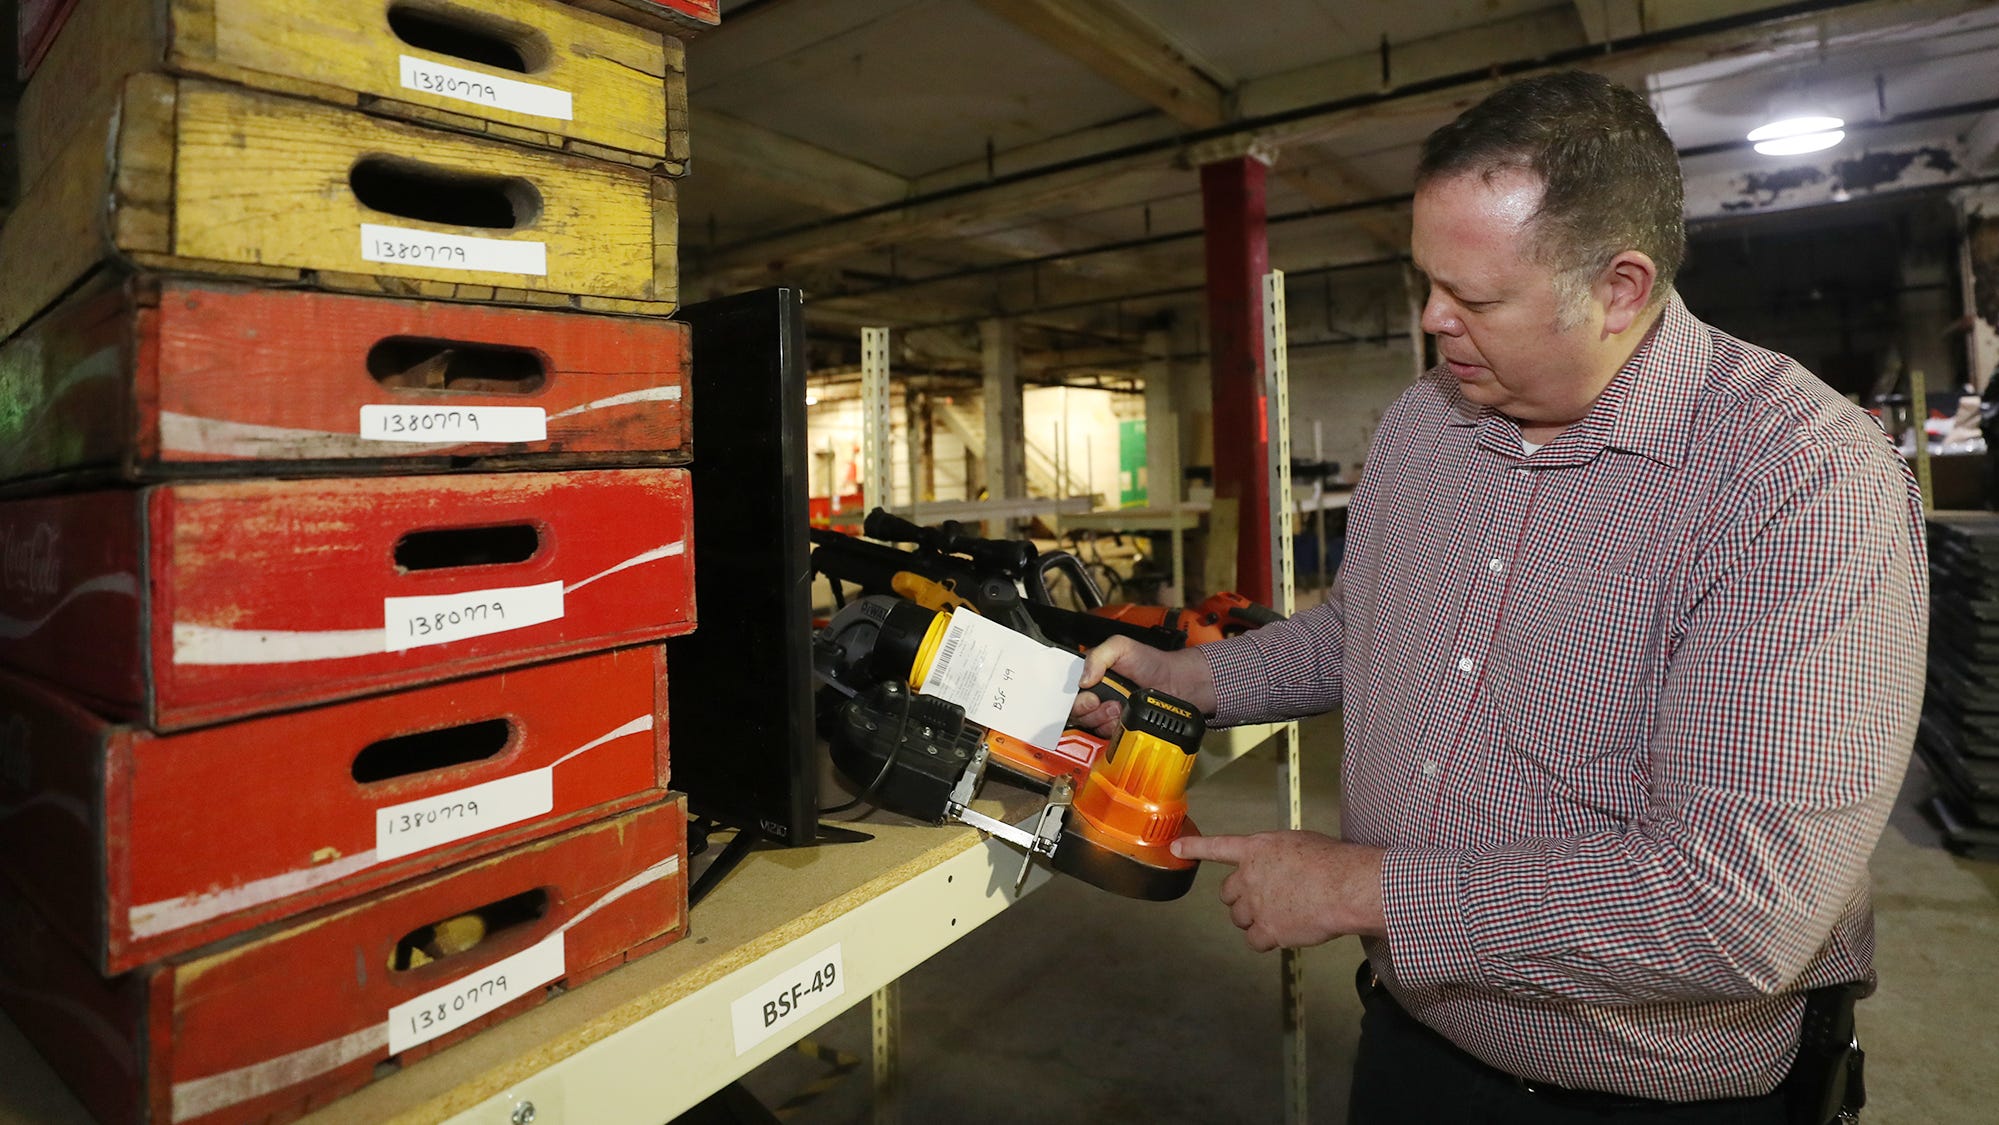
1921, 512, 1999, 857
0, 0, 719, 1121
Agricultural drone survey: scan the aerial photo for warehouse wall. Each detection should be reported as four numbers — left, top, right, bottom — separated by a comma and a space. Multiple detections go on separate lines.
802, 385, 1133, 508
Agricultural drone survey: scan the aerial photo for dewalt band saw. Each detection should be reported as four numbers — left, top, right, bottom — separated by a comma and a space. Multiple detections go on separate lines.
815, 595, 1206, 901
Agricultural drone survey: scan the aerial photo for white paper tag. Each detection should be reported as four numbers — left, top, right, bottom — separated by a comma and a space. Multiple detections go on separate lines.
375, 768, 555, 860
399, 55, 574, 120
361, 223, 548, 277
388, 931, 565, 1054
384, 580, 564, 651
918, 609, 1083, 751
730, 944, 845, 1056
360, 405, 548, 444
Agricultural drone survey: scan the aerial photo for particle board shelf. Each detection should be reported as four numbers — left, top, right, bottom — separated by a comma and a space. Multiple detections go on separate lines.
0, 789, 1050, 1125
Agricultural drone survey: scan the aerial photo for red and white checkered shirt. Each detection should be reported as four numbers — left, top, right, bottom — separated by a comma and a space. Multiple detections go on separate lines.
1203, 294, 1927, 1100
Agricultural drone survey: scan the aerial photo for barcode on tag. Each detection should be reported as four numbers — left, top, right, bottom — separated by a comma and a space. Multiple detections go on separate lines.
384, 581, 564, 651
932, 625, 964, 680
917, 609, 1083, 750
387, 932, 565, 1054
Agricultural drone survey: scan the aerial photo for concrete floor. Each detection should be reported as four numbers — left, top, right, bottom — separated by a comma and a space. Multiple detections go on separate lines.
733, 712, 1999, 1124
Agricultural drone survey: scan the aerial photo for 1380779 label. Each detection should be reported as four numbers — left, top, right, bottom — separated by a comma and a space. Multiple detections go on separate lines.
387, 932, 565, 1054
729, 944, 846, 1055
359, 405, 549, 444
360, 224, 548, 277
383, 581, 565, 651
375, 768, 556, 860
398, 55, 574, 120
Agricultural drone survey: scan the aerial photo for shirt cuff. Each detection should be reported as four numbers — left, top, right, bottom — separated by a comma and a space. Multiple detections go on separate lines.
1199, 633, 1270, 727
1381, 846, 1485, 990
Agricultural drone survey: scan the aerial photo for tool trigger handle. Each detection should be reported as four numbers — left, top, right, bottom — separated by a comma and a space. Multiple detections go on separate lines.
1084, 670, 1138, 706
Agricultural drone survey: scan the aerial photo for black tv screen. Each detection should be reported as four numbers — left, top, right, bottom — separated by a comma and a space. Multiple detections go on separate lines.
666, 289, 819, 844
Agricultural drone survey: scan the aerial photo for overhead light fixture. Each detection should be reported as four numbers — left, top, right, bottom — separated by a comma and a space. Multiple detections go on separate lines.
1748, 115, 1845, 156
805, 392, 819, 406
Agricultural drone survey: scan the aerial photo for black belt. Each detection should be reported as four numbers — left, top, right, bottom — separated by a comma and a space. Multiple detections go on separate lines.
1354, 961, 1841, 1115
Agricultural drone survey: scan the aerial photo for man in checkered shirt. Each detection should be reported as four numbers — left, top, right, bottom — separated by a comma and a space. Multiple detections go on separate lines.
1075, 72, 1925, 1123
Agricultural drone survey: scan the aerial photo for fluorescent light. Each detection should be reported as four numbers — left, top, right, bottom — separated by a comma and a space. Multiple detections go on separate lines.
1753, 130, 1845, 155
1747, 115, 1845, 142
805, 393, 819, 406
1747, 114, 1845, 156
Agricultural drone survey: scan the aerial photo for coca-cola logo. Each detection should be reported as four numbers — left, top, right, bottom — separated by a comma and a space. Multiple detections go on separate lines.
0, 523, 58, 600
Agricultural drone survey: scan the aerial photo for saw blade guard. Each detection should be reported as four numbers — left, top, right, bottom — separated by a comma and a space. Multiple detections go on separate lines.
1051, 687, 1205, 901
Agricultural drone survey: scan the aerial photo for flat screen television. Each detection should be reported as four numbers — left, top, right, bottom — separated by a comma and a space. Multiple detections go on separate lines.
667, 289, 822, 851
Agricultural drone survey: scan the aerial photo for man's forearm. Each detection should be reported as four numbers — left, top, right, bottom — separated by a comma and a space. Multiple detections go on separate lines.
1202, 599, 1346, 726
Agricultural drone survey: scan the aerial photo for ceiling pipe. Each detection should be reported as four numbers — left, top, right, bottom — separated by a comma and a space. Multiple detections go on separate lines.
701, 0, 1904, 260
810, 95, 1999, 307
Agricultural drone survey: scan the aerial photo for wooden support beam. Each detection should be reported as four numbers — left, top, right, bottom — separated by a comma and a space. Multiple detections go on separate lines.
1573, 0, 1647, 43
690, 110, 1146, 283
977, 0, 1402, 255
1969, 110, 1999, 170
982, 319, 1026, 505
700, 0, 1980, 279
974, 0, 1230, 129
1271, 145, 1411, 254
691, 109, 907, 214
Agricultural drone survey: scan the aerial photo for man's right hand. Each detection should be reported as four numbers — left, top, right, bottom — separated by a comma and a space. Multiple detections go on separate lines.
1069, 636, 1218, 735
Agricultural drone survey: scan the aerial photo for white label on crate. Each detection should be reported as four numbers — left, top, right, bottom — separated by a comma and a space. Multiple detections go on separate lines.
361, 223, 548, 277
918, 608, 1083, 751
388, 932, 566, 1054
383, 581, 564, 651
375, 769, 555, 860
359, 405, 548, 444
399, 55, 574, 120
730, 944, 846, 1055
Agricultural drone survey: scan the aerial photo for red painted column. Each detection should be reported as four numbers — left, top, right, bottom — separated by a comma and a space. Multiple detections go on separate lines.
1200, 155, 1271, 604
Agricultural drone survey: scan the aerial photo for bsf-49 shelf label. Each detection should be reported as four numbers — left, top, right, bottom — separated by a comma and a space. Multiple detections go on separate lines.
730, 944, 845, 1055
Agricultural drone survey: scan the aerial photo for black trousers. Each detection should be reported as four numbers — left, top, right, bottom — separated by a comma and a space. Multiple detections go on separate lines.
1347, 965, 1793, 1125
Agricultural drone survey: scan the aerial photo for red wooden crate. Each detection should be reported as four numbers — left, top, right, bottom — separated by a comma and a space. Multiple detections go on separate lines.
0, 468, 695, 729
0, 798, 688, 1125
15, 0, 78, 81
0, 645, 670, 974
564, 0, 717, 35
0, 273, 691, 489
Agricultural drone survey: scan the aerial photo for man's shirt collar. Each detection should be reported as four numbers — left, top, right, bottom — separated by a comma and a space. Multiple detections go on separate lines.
1442, 293, 1708, 469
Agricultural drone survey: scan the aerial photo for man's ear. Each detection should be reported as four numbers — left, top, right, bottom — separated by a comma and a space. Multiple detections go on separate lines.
1597, 250, 1658, 336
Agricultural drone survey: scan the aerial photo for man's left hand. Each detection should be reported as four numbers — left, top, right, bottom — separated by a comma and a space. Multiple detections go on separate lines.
1171, 831, 1387, 951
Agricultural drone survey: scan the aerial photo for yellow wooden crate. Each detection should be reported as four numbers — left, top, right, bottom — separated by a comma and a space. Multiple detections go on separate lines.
15, 0, 688, 194
0, 75, 678, 342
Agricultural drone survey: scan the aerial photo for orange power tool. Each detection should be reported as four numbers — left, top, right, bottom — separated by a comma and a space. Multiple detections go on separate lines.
823, 597, 1204, 900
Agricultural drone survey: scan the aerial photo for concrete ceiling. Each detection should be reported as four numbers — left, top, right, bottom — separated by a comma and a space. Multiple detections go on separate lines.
676, 0, 1999, 375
